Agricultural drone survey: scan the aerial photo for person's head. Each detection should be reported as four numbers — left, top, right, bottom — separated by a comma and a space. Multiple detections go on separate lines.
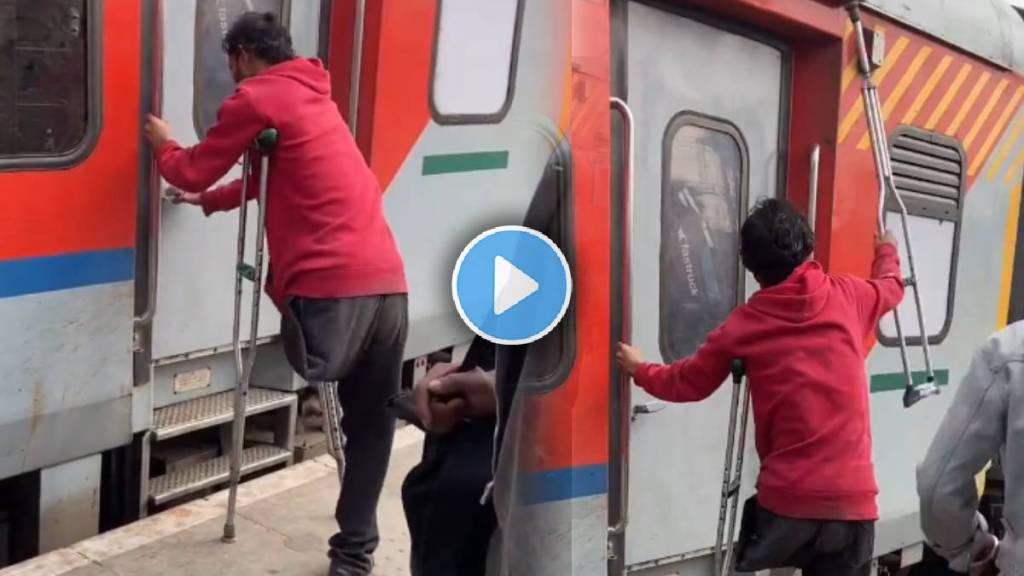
740, 198, 815, 287
222, 12, 296, 83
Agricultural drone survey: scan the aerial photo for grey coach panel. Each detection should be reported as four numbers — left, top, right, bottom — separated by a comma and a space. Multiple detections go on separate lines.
863, 0, 1024, 75
625, 1, 783, 566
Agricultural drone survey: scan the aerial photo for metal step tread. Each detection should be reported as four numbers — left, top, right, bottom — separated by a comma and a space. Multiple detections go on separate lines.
149, 444, 291, 506
153, 388, 295, 441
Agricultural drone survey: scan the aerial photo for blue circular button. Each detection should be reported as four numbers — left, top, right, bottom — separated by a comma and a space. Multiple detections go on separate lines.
452, 226, 572, 345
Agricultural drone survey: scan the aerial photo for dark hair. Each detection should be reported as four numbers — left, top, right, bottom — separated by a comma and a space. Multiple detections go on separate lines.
222, 12, 295, 64
740, 198, 814, 286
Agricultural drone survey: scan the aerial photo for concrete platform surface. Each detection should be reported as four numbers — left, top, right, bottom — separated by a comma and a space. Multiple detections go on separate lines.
0, 427, 425, 576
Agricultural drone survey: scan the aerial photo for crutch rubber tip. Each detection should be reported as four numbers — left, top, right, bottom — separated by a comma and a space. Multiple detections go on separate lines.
845, 1, 863, 19
221, 525, 237, 543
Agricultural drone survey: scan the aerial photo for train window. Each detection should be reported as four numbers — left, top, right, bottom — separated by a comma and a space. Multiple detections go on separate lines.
0, 0, 97, 164
430, 0, 523, 123
659, 113, 748, 362
879, 128, 964, 345
193, 0, 284, 139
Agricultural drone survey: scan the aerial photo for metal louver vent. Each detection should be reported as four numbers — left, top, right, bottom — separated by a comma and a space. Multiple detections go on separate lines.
887, 129, 964, 221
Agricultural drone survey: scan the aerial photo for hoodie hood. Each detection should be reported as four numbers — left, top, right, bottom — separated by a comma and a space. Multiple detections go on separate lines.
257, 58, 331, 95
747, 260, 830, 323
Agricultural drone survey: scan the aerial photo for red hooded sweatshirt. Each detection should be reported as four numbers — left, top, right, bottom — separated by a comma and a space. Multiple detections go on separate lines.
633, 243, 904, 521
155, 58, 407, 308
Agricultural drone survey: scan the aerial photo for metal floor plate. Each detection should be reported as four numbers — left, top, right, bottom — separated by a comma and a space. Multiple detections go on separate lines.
149, 444, 292, 506
153, 388, 296, 441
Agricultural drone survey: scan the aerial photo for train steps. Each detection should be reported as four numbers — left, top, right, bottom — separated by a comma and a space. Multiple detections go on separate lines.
142, 388, 298, 512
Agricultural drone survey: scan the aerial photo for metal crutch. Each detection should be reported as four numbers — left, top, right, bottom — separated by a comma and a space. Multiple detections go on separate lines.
222, 128, 278, 543
714, 360, 750, 576
847, 2, 939, 408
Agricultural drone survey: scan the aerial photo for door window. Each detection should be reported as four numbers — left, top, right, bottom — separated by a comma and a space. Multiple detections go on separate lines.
660, 113, 748, 362
193, 0, 284, 138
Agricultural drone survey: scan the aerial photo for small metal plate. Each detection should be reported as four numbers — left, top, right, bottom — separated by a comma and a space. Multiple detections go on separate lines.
173, 368, 212, 394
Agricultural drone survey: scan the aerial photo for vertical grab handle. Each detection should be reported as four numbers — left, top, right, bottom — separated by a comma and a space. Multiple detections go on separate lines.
223, 128, 278, 544
808, 144, 820, 236
608, 97, 635, 574
847, 2, 938, 408
348, 0, 367, 134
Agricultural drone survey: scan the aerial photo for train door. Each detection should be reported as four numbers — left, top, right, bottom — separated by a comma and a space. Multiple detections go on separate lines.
152, 1, 321, 377
624, 2, 785, 568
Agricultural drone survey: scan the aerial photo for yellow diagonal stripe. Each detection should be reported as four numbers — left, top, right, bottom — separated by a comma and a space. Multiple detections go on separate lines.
964, 79, 1009, 150
998, 185, 1022, 329
925, 63, 973, 130
902, 55, 953, 125
1003, 145, 1024, 185
946, 71, 992, 136
839, 36, 911, 143
842, 57, 859, 94
988, 108, 1024, 181
970, 86, 1024, 175
858, 46, 933, 149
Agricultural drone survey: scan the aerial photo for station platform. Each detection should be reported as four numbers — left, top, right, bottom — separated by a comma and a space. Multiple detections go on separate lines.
0, 427, 425, 576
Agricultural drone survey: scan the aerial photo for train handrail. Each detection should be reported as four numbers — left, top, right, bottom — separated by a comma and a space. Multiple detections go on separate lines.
349, 0, 366, 134
608, 96, 634, 573
133, 0, 164, 349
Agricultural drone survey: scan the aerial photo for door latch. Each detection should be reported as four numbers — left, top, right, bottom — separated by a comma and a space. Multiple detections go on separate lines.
631, 401, 666, 421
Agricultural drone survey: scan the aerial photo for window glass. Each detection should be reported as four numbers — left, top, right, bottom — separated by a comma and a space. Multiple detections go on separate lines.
879, 129, 963, 344
660, 118, 745, 362
0, 0, 89, 156
879, 214, 954, 338
431, 0, 520, 120
194, 0, 284, 138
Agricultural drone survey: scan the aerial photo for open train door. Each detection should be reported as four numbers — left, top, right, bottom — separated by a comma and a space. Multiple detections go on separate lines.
622, 1, 787, 570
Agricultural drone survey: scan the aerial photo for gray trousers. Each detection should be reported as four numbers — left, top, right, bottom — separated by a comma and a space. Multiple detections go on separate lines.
281, 294, 408, 576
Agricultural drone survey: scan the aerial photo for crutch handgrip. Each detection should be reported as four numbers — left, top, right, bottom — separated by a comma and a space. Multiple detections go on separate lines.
731, 359, 745, 384
254, 128, 278, 153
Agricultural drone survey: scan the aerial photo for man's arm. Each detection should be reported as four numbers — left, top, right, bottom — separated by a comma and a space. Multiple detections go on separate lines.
836, 235, 906, 339
156, 89, 267, 193
620, 324, 734, 402
198, 167, 260, 215
918, 339, 1007, 572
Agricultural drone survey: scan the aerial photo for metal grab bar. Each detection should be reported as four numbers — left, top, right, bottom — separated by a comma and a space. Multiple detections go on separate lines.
608, 97, 635, 574
222, 128, 278, 543
809, 144, 820, 235
348, 0, 366, 134
133, 0, 165, 338
847, 2, 938, 408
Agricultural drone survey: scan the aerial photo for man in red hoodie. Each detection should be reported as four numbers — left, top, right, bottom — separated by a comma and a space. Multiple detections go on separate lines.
142, 12, 407, 576
617, 198, 904, 576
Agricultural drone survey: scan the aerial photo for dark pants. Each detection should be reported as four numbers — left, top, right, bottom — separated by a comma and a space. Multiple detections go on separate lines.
735, 497, 875, 576
402, 418, 498, 576
281, 294, 408, 576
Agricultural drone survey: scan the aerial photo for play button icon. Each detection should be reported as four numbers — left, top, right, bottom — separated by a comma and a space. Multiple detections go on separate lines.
493, 256, 538, 315
452, 226, 572, 345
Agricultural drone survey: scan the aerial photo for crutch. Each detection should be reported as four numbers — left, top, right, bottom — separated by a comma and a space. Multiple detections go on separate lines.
222, 128, 278, 543
847, 2, 939, 408
714, 360, 749, 576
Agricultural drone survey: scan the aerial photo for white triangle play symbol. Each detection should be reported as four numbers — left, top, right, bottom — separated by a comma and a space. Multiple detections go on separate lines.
494, 256, 539, 316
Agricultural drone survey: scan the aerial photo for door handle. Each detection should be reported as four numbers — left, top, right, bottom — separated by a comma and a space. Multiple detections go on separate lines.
631, 401, 666, 421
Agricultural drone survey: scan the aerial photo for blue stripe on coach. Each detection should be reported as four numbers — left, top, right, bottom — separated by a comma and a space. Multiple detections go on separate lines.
0, 248, 135, 299
519, 464, 608, 505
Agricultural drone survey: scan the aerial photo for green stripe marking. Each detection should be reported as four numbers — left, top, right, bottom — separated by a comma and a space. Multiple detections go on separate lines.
870, 369, 950, 393
422, 151, 509, 175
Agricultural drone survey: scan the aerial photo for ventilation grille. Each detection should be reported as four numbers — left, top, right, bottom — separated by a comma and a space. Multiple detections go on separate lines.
888, 130, 964, 221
